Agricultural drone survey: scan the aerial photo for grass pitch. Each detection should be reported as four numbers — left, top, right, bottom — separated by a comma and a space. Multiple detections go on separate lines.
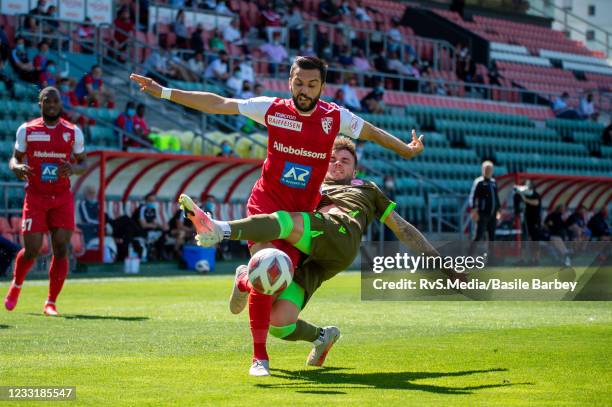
0, 272, 610, 406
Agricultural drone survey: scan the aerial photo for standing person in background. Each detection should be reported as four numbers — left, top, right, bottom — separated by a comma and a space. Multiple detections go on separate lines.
469, 161, 501, 241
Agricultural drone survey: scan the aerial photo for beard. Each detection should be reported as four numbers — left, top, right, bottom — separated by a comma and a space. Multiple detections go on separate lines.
43, 111, 62, 123
325, 172, 352, 185
292, 92, 320, 113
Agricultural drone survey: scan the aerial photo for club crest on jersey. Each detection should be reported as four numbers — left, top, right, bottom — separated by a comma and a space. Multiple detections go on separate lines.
321, 117, 333, 135
281, 162, 312, 189
63, 132, 70, 142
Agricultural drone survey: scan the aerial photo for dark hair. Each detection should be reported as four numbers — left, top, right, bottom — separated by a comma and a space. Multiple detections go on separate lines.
39, 86, 60, 101
333, 137, 358, 167
125, 101, 135, 110
290, 56, 328, 83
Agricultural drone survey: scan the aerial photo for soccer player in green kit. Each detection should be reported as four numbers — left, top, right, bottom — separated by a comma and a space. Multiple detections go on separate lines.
181, 137, 440, 367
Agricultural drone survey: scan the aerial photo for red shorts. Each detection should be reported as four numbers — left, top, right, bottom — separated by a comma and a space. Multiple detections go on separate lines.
22, 189, 75, 234
246, 190, 304, 269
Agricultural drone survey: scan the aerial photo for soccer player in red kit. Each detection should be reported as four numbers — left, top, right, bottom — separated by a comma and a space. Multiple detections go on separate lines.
4, 87, 87, 316
130, 56, 424, 375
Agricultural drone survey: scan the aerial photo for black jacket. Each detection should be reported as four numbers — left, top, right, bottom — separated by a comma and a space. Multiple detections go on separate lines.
469, 176, 500, 216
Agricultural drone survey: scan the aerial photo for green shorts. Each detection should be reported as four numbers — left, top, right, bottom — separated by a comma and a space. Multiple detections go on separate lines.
292, 211, 362, 307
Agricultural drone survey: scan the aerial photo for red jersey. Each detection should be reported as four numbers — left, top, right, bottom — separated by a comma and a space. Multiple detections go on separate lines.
238, 97, 364, 213
15, 117, 85, 195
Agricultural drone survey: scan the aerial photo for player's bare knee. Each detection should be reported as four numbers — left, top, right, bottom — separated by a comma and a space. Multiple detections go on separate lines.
286, 212, 304, 243
23, 246, 41, 259
270, 299, 299, 326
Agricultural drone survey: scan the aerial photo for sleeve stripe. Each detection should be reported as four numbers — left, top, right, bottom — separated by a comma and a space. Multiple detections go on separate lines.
380, 201, 397, 222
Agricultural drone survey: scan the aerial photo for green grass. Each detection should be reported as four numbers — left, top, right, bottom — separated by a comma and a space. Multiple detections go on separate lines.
0, 273, 611, 406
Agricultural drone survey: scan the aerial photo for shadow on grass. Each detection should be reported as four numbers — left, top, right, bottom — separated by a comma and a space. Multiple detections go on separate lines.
257, 367, 533, 395
0, 324, 11, 329
26, 313, 149, 322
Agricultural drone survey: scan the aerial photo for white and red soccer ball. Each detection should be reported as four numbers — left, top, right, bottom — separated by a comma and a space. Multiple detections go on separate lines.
247, 248, 294, 295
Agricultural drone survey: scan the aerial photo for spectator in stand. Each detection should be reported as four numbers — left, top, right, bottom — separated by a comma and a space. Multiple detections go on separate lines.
204, 50, 230, 83
190, 24, 205, 54
253, 82, 265, 97
603, 119, 612, 146
226, 68, 244, 96
134, 103, 150, 140
319, 0, 342, 24
339, 0, 351, 15
587, 208, 610, 240
387, 18, 417, 60
0, 59, 15, 97
0, 25, 10, 62
239, 55, 255, 85
223, 18, 245, 47
10, 37, 37, 82
544, 204, 572, 266
116, 101, 137, 142
59, 78, 85, 124
75, 65, 114, 107
370, 21, 385, 54
25, 0, 46, 33
352, 48, 372, 72
113, 7, 135, 62
579, 93, 598, 121
76, 17, 95, 53
361, 82, 385, 114
172, 10, 189, 49
217, 140, 236, 157
33, 41, 49, 73
78, 185, 103, 243
138, 0, 150, 32
260, 33, 288, 76
299, 40, 317, 57
374, 51, 392, 74
488, 60, 502, 86
332, 88, 345, 107
168, 205, 195, 260
552, 92, 580, 120
354, 0, 372, 21
284, 4, 305, 49
133, 193, 168, 261
341, 77, 362, 112
336, 45, 354, 69
238, 81, 254, 99
261, 2, 284, 43
144, 38, 193, 83
566, 205, 589, 247
38, 60, 56, 88
43, 4, 59, 33
388, 52, 412, 76
215, 0, 235, 16
208, 29, 226, 53
187, 51, 206, 80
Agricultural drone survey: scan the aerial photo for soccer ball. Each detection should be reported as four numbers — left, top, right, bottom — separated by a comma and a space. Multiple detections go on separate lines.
248, 248, 294, 295
195, 259, 210, 274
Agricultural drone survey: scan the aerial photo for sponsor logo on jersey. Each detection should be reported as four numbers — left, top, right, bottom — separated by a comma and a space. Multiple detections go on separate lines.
273, 112, 297, 120
321, 117, 333, 135
267, 115, 303, 132
41, 163, 58, 183
280, 162, 312, 189
273, 141, 327, 160
63, 132, 70, 142
27, 132, 50, 142
33, 151, 68, 159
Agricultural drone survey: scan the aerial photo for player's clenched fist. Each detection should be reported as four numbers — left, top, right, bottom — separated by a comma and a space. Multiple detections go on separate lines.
130, 73, 162, 98
12, 163, 33, 181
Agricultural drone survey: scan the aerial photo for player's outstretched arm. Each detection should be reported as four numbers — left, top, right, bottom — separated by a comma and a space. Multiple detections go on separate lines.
384, 211, 439, 257
129, 73, 241, 115
360, 124, 424, 159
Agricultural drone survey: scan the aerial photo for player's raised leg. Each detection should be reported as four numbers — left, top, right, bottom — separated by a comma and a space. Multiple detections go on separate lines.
44, 228, 72, 316
4, 232, 42, 311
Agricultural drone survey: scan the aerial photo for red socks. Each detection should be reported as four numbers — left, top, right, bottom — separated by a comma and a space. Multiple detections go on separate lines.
13, 249, 35, 286
248, 290, 274, 362
236, 272, 252, 292
47, 256, 69, 303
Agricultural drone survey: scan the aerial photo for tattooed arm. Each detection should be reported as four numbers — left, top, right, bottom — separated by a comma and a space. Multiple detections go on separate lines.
384, 211, 439, 256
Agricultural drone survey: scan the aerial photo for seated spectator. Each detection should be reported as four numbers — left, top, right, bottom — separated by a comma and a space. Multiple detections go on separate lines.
341, 77, 362, 112
77, 17, 95, 40
299, 40, 317, 57
284, 4, 305, 49
190, 24, 205, 54
26, 0, 46, 32
0, 59, 15, 97
43, 4, 59, 33
579, 93, 598, 121
254, 82, 264, 97
566, 205, 588, 241
352, 48, 372, 72
132, 193, 169, 260
374, 51, 391, 74
488, 60, 502, 86
387, 18, 417, 60
116, 101, 138, 146
112, 7, 135, 62
187, 52, 206, 80
168, 206, 196, 259
172, 10, 189, 49
388, 52, 413, 76
204, 50, 230, 82
215, 0, 235, 16
78, 185, 102, 242
75, 65, 114, 107
261, 2, 284, 43
603, 120, 612, 146
260, 33, 288, 76
217, 140, 236, 157
226, 68, 244, 96
134, 103, 150, 140
238, 80, 254, 99
239, 55, 255, 85
10, 37, 37, 82
332, 88, 345, 107
144, 39, 193, 83
319, 0, 342, 24
552, 92, 580, 120
587, 208, 610, 240
223, 18, 244, 46
336, 45, 353, 68
361, 82, 385, 114
33, 40, 49, 72
38, 60, 56, 88
370, 21, 385, 54
208, 29, 226, 53
59, 78, 86, 124
354, 0, 372, 21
